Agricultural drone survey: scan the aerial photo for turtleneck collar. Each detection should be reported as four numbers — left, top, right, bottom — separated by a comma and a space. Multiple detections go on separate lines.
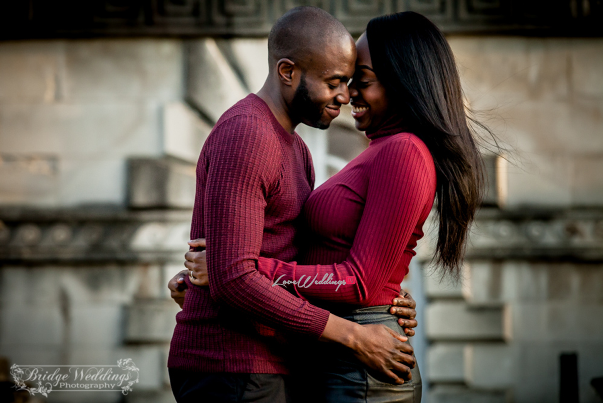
365, 114, 407, 141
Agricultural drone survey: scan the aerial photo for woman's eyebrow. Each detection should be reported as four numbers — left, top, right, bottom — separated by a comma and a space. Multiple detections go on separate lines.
357, 65, 374, 72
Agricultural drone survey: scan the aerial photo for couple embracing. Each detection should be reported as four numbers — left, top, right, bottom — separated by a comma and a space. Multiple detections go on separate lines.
167, 6, 487, 403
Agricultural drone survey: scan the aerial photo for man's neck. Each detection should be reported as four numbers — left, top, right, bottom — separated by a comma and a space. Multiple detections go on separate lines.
256, 85, 298, 134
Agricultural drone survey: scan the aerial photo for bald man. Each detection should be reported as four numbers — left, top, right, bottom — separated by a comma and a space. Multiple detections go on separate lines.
167, 7, 416, 402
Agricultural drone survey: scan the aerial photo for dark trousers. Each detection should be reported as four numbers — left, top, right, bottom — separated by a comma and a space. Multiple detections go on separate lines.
288, 306, 422, 403
168, 369, 290, 403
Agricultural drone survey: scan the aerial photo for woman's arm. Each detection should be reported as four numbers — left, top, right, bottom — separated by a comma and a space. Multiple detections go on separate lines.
256, 138, 433, 306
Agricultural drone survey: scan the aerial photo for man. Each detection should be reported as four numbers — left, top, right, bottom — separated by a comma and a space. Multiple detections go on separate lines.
167, 7, 418, 402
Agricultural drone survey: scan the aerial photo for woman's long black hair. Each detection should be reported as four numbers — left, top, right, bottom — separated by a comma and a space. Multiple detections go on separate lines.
367, 11, 492, 277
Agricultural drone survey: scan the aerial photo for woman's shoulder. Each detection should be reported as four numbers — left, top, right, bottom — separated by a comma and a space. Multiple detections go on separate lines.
383, 132, 433, 162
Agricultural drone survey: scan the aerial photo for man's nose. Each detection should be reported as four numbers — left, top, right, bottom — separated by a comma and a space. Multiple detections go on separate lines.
336, 84, 350, 105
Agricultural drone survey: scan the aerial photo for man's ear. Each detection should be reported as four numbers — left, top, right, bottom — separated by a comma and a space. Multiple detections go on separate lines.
276, 58, 296, 86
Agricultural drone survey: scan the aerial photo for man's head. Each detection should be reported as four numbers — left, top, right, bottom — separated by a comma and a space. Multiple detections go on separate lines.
268, 7, 356, 129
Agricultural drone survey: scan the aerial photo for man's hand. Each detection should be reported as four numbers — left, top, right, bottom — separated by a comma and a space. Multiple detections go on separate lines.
352, 323, 416, 384
390, 290, 418, 337
320, 314, 415, 384
168, 270, 188, 308
185, 238, 209, 287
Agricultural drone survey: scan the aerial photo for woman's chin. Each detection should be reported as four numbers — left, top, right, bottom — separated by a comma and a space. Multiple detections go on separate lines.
354, 119, 368, 132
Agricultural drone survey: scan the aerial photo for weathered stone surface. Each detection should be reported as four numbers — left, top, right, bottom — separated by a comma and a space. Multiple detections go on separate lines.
64, 39, 183, 103
163, 102, 211, 164
426, 343, 465, 382
464, 344, 513, 389
216, 38, 269, 93
571, 39, 603, 98
0, 41, 66, 104
187, 39, 249, 123
125, 299, 180, 343
127, 157, 196, 209
508, 302, 603, 342
429, 385, 508, 403
426, 301, 504, 340
573, 155, 603, 206
424, 266, 464, 298
0, 306, 63, 347
70, 304, 125, 347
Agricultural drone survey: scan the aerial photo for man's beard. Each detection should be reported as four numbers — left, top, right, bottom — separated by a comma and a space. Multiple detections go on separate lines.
291, 74, 329, 130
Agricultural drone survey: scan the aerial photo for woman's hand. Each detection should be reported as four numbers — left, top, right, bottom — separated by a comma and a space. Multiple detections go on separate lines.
168, 270, 188, 308
185, 238, 209, 287
390, 290, 418, 336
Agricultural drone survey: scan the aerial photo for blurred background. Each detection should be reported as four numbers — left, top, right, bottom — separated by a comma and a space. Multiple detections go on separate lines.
0, 1, 602, 402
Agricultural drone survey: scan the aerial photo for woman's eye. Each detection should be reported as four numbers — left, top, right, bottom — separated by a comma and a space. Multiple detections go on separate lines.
358, 81, 370, 88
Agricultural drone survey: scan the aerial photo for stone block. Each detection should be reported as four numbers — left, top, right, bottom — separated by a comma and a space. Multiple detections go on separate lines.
58, 265, 139, 305
0, 103, 161, 157
132, 264, 164, 299
0, 265, 61, 307
424, 266, 463, 298
425, 301, 504, 341
59, 158, 126, 207
64, 39, 183, 103
429, 385, 508, 403
505, 152, 573, 208
70, 304, 125, 347
572, 155, 603, 206
510, 302, 603, 343
216, 38, 269, 93
0, 306, 63, 347
464, 344, 513, 389
163, 102, 212, 164
571, 39, 603, 98
0, 155, 60, 206
0, 346, 62, 367
426, 343, 465, 382
125, 299, 180, 343
451, 37, 571, 105
187, 38, 249, 122
0, 41, 66, 104
127, 157, 195, 209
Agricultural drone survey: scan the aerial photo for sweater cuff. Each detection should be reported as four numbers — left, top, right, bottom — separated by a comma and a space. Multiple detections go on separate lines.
306, 306, 331, 339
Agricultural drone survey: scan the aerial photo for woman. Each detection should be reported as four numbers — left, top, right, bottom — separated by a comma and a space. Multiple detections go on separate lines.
176, 11, 488, 402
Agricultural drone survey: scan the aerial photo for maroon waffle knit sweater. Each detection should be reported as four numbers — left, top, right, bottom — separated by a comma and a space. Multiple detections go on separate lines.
256, 130, 436, 310
168, 94, 331, 374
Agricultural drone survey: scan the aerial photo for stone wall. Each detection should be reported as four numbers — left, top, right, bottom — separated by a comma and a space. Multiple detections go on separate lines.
0, 39, 185, 207
451, 37, 603, 208
0, 35, 602, 403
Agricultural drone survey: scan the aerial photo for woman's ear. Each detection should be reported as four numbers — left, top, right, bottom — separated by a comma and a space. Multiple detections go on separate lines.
276, 58, 295, 86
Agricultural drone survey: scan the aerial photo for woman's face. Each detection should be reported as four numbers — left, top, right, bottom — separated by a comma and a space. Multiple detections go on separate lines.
349, 33, 390, 132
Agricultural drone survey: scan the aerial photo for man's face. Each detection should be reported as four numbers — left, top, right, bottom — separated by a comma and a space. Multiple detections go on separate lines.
291, 37, 356, 130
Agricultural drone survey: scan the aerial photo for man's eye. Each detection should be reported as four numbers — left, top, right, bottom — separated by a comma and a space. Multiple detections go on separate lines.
328, 83, 338, 89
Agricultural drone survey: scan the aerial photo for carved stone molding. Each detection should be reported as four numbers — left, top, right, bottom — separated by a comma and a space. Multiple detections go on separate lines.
1, 207, 602, 264
1, 0, 602, 40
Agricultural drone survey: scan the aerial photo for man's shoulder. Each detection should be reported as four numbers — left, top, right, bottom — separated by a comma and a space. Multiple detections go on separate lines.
215, 94, 273, 128
206, 95, 282, 156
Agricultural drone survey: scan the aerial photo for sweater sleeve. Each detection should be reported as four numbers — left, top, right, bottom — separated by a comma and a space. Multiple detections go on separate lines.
257, 138, 433, 306
201, 115, 330, 338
